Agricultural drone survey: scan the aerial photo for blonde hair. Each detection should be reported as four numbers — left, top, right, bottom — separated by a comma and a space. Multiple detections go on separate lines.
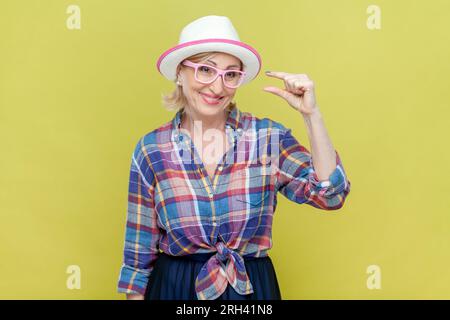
161, 51, 242, 113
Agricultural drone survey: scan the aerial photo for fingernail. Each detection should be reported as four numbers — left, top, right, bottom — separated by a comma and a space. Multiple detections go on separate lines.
265, 71, 271, 74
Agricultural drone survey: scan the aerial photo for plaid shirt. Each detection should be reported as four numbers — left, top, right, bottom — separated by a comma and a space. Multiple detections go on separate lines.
117, 106, 351, 300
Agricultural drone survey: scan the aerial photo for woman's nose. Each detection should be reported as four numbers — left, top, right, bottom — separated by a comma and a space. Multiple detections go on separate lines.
209, 74, 225, 93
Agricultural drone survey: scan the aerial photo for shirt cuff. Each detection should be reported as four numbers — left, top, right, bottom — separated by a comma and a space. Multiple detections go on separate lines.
117, 264, 151, 295
308, 154, 348, 197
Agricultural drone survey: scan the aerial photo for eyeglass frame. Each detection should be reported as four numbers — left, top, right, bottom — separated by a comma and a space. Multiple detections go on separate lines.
181, 60, 246, 89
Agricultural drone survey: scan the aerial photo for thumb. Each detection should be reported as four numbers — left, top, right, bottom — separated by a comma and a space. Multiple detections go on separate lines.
263, 86, 293, 101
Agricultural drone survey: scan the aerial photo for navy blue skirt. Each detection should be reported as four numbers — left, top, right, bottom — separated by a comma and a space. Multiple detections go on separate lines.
144, 252, 282, 300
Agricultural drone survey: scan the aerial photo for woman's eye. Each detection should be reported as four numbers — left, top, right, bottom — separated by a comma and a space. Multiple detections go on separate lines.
226, 72, 238, 78
199, 66, 210, 73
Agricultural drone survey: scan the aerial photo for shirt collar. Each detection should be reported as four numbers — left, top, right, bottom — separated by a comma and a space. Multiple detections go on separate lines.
171, 105, 244, 143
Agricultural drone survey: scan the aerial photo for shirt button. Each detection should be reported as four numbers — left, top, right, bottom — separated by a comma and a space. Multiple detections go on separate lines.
218, 166, 223, 171
237, 128, 243, 133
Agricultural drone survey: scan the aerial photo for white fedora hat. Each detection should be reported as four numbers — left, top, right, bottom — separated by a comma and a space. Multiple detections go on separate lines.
156, 15, 262, 86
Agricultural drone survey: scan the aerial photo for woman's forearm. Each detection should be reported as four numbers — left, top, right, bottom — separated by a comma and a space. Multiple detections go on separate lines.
302, 106, 337, 181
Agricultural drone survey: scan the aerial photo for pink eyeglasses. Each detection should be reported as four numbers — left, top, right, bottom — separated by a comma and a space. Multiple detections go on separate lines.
181, 60, 246, 89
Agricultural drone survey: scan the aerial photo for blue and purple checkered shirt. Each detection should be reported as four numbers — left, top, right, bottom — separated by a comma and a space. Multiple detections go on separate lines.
117, 106, 351, 300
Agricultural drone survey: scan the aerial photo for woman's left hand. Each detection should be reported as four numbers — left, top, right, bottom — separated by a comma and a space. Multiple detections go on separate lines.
263, 71, 318, 116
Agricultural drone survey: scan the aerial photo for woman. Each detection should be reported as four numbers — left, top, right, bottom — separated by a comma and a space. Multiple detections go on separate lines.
117, 15, 351, 300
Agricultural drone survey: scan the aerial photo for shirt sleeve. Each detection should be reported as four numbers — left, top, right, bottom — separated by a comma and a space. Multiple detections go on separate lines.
275, 128, 351, 210
117, 139, 161, 295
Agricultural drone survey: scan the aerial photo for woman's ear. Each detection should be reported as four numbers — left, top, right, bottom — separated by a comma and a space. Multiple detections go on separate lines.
176, 67, 183, 85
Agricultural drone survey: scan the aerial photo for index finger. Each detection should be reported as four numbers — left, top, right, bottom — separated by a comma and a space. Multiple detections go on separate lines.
265, 71, 291, 80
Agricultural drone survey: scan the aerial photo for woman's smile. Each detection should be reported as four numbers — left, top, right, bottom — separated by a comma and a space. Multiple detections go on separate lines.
199, 92, 224, 105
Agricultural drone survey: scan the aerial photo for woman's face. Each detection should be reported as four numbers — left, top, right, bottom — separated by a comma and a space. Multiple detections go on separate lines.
178, 52, 242, 118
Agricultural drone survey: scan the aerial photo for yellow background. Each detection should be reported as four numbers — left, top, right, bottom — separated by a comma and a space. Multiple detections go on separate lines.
1, 0, 449, 299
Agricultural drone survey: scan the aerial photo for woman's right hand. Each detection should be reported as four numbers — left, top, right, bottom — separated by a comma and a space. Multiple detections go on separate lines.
126, 293, 145, 300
